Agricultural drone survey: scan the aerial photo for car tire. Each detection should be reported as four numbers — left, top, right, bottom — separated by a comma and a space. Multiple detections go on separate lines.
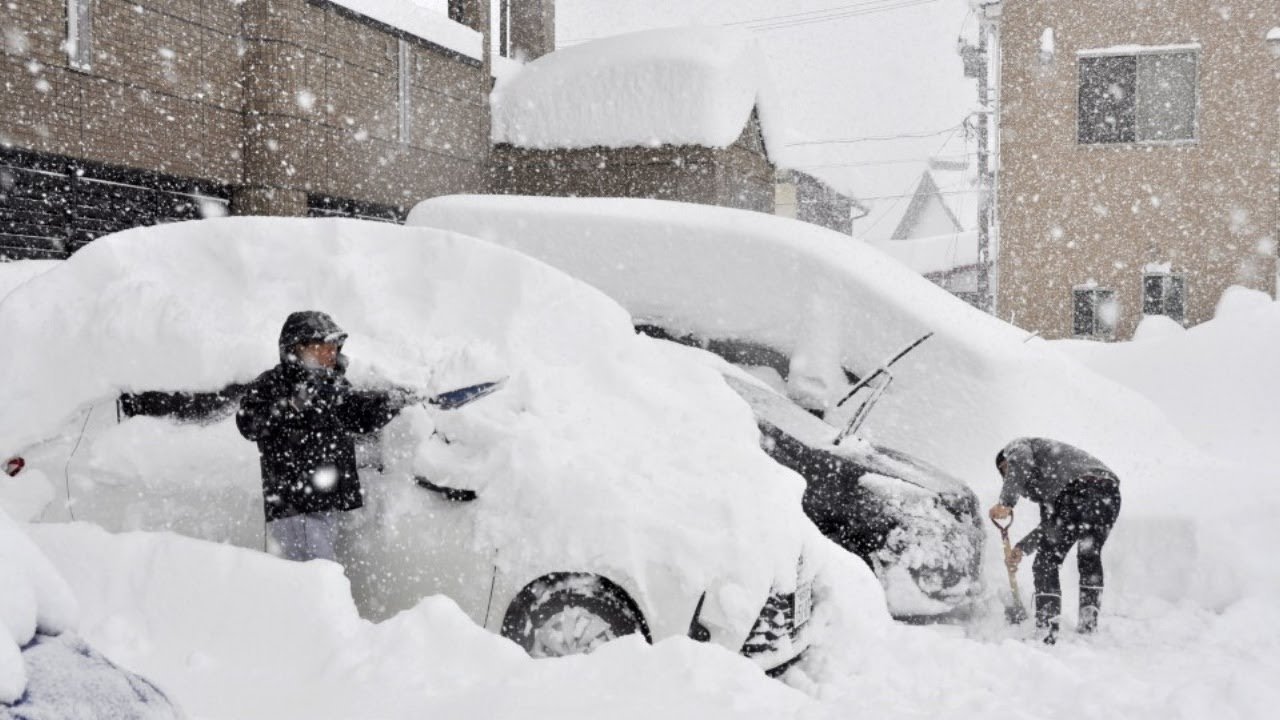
501, 573, 648, 658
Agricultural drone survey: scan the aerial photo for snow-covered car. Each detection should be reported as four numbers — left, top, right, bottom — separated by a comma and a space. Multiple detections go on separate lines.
0, 218, 839, 674
407, 195, 986, 616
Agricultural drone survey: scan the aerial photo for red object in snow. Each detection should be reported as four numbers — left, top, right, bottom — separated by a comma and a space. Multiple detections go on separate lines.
4, 457, 23, 477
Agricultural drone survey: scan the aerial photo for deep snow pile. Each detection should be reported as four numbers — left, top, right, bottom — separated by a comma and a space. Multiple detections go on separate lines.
0, 507, 77, 703
24, 521, 819, 720
490, 27, 790, 160
408, 195, 1280, 613
0, 217, 816, 638
0, 259, 58, 302
1055, 287, 1280, 467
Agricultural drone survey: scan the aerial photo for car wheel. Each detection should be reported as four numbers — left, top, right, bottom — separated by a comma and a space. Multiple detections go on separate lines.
501, 573, 648, 658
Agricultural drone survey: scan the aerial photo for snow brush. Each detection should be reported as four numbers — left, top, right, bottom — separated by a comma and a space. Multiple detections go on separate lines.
991, 514, 1029, 624
423, 378, 507, 410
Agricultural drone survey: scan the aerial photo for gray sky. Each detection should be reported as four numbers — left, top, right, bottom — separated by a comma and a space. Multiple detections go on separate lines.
556, 0, 979, 211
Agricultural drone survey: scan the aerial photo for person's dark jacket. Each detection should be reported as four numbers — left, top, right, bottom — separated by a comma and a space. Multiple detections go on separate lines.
236, 312, 403, 522
997, 437, 1119, 553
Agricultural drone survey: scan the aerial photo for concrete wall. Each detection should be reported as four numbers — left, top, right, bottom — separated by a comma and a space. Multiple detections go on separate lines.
0, 0, 547, 217
994, 0, 1280, 339
492, 111, 776, 213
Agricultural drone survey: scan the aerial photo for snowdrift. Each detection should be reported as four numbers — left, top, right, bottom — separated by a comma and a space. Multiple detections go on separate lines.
0, 217, 832, 639
1056, 288, 1280, 467
22, 521, 815, 720
0, 508, 77, 703
490, 27, 790, 160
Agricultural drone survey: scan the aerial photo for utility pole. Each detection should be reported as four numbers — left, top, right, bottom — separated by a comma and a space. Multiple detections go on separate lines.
975, 24, 992, 313
961, 4, 1000, 314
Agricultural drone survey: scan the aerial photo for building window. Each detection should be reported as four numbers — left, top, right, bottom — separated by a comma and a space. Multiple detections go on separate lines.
1073, 287, 1117, 339
1078, 50, 1197, 144
66, 0, 93, 70
398, 39, 411, 144
1143, 272, 1186, 323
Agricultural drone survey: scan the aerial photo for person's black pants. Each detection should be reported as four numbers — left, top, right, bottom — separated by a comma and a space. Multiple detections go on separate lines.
1032, 475, 1121, 631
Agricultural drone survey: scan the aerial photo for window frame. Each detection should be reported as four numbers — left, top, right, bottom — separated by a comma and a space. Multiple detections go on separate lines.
1072, 286, 1118, 340
1141, 271, 1187, 324
1076, 46, 1200, 148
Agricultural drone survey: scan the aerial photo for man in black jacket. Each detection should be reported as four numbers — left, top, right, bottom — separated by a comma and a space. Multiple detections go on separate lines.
989, 438, 1122, 643
237, 311, 412, 562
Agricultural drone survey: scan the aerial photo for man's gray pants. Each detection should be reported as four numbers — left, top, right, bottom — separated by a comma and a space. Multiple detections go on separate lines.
266, 511, 340, 562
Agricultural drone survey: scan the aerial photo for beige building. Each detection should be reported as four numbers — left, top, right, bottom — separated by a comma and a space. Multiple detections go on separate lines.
1, 0, 554, 258
977, 0, 1279, 340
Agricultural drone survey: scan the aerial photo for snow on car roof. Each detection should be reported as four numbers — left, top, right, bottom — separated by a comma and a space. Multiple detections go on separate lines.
408, 195, 1213, 505
0, 217, 810, 632
491, 27, 791, 161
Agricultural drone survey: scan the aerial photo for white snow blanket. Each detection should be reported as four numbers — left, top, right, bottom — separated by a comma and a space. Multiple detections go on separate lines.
1055, 286, 1280, 469
408, 195, 1280, 611
24, 521, 817, 720
0, 508, 77, 704
491, 27, 791, 160
0, 217, 821, 639
0, 259, 58, 302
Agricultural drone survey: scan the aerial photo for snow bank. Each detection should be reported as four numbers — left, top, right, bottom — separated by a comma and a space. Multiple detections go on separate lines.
869, 230, 978, 276
491, 27, 791, 161
0, 508, 77, 703
1054, 288, 1280, 470
331, 0, 482, 60
28, 522, 814, 720
0, 217, 813, 639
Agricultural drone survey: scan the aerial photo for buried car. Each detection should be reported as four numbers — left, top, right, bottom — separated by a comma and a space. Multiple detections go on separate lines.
0, 217, 838, 674
408, 195, 987, 617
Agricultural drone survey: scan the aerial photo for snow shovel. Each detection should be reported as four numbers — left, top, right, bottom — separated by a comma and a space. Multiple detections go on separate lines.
991, 514, 1029, 624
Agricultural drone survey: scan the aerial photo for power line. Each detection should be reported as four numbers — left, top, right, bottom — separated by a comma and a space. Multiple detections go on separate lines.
743, 0, 939, 32
724, 0, 919, 27
796, 152, 974, 170
787, 123, 964, 147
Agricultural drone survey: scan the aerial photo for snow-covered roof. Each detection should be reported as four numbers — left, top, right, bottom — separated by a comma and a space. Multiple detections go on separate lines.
869, 230, 979, 277
491, 27, 790, 160
331, 0, 481, 60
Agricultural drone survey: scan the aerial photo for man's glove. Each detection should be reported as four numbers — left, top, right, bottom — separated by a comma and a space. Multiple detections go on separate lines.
1005, 545, 1024, 572
385, 388, 424, 412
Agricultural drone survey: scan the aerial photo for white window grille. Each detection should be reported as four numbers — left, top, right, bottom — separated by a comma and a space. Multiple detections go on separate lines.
398, 39, 411, 145
66, 0, 93, 70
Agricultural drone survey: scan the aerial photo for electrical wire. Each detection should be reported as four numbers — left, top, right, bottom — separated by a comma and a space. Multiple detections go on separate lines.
740, 0, 939, 32
62, 406, 94, 522
787, 123, 964, 147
